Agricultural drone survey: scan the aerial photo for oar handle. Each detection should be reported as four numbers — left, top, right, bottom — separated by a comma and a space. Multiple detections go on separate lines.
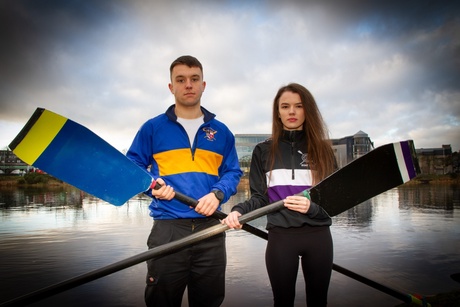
151, 181, 225, 218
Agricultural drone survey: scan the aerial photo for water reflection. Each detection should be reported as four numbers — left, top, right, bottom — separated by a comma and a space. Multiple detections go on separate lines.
0, 185, 84, 208
0, 184, 458, 307
398, 184, 458, 211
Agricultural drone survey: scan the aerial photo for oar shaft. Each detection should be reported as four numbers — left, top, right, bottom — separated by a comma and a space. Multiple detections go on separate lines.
0, 223, 230, 307
333, 264, 431, 306
332, 264, 424, 305
153, 181, 268, 240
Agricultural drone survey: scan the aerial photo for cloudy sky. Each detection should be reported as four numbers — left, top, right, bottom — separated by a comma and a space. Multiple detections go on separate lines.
1, 0, 459, 153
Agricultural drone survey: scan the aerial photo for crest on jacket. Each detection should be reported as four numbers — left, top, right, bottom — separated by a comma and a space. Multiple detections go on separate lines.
298, 150, 310, 168
203, 127, 217, 141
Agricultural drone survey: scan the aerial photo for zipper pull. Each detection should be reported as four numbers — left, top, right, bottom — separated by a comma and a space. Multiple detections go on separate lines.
291, 141, 295, 180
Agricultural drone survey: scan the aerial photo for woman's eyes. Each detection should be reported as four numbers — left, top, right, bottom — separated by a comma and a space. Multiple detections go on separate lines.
280, 104, 302, 109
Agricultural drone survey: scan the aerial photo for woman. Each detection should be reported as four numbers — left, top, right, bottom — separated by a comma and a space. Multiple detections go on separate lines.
222, 83, 336, 306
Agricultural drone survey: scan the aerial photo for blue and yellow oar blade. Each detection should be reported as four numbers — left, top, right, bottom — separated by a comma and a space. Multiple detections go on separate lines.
10, 109, 67, 165
9, 108, 153, 206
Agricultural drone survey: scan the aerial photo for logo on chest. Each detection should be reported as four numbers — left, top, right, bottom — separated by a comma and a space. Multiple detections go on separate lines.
203, 127, 218, 141
298, 150, 310, 168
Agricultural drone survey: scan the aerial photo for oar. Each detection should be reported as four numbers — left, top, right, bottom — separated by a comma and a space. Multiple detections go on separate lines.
451, 273, 460, 283
0, 227, 230, 306
164, 185, 432, 307
332, 264, 431, 306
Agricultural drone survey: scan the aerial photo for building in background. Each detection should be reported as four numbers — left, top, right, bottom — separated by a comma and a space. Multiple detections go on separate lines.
0, 149, 30, 175
234, 134, 270, 175
331, 130, 374, 168
416, 145, 453, 175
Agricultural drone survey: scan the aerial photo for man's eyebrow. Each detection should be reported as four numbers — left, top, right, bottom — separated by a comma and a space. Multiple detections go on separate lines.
174, 74, 201, 79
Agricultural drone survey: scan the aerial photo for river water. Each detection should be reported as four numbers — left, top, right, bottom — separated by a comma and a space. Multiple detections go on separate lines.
0, 184, 459, 307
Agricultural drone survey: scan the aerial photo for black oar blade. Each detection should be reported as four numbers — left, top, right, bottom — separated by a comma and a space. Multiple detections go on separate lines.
451, 273, 460, 283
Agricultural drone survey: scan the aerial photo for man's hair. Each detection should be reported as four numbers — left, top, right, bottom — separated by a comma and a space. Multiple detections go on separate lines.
170, 55, 203, 77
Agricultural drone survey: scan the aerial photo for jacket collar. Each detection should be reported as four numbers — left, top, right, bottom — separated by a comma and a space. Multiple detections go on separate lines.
281, 130, 306, 143
165, 104, 216, 123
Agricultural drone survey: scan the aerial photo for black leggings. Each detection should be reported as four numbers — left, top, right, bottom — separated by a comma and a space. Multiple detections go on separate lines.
266, 225, 333, 307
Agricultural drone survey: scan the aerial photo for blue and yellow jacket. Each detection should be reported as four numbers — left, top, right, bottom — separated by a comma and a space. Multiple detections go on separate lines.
127, 105, 242, 219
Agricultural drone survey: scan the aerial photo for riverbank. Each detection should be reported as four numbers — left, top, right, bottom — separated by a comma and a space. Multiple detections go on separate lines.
2, 174, 459, 188
0, 174, 67, 186
237, 174, 460, 188
410, 173, 460, 185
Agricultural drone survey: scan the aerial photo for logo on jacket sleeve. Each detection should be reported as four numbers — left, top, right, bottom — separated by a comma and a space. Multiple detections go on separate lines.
203, 127, 218, 141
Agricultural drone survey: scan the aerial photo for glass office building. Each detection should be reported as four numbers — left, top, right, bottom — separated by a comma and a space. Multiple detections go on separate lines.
234, 134, 270, 175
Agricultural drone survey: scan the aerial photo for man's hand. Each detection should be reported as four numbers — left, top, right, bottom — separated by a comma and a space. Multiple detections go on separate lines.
151, 178, 175, 200
195, 192, 220, 216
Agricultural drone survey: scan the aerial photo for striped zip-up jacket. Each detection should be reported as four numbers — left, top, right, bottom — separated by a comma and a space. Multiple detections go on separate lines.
127, 105, 242, 220
232, 130, 331, 229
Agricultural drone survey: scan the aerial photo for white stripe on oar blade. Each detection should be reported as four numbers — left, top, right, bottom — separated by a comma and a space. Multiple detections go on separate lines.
393, 142, 410, 183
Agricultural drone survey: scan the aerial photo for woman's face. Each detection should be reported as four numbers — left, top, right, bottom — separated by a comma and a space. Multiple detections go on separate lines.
278, 91, 305, 131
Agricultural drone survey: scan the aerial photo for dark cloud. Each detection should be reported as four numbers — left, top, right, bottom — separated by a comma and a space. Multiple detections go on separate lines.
254, 0, 460, 104
0, 0, 127, 114
363, 2, 460, 93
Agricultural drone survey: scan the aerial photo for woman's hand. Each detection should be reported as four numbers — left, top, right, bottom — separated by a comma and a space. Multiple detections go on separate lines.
284, 195, 310, 214
221, 211, 243, 229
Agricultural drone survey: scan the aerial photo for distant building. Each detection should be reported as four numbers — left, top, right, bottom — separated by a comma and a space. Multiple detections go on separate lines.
0, 149, 30, 175
416, 145, 452, 175
234, 134, 270, 174
331, 130, 374, 168
453, 152, 459, 173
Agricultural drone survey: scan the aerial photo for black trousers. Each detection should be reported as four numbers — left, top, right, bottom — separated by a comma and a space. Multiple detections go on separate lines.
145, 218, 226, 307
266, 225, 333, 307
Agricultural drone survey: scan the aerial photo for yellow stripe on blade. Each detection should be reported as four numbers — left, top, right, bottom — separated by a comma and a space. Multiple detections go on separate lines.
13, 110, 67, 165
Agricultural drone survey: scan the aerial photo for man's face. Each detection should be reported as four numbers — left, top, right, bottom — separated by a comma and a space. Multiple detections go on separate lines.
168, 64, 206, 107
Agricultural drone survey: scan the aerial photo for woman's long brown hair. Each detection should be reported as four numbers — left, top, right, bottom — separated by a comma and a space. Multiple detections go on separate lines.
269, 83, 336, 185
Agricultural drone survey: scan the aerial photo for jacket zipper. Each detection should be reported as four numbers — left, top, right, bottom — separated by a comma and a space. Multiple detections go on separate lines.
177, 121, 198, 161
290, 131, 295, 180
191, 128, 201, 161
191, 141, 196, 161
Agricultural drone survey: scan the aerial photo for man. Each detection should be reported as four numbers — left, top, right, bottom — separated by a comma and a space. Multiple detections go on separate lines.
126, 55, 242, 307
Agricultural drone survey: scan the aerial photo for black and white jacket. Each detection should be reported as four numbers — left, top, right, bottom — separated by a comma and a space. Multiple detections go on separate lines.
232, 130, 332, 229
